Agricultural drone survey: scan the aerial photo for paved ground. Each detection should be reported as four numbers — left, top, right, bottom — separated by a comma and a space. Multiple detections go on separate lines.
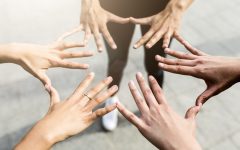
0, 0, 240, 149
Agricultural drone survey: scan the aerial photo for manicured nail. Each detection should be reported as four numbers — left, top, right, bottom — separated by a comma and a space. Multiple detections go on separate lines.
106, 76, 113, 82
149, 75, 155, 81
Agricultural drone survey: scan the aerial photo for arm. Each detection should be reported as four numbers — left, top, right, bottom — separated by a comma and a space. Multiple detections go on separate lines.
65, 0, 129, 52
15, 73, 118, 150
0, 31, 93, 90
117, 72, 202, 150
156, 34, 240, 105
131, 0, 193, 49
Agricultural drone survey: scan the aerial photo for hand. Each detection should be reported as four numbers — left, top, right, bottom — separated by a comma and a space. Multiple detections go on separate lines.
14, 73, 118, 150
9, 32, 94, 89
131, 0, 193, 49
156, 35, 240, 105
76, 0, 129, 51
117, 73, 202, 150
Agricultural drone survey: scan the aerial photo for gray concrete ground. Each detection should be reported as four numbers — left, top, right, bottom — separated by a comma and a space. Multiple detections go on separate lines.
0, 0, 240, 149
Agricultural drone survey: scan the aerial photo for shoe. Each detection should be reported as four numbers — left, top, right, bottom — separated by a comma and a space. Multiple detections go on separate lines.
102, 96, 119, 131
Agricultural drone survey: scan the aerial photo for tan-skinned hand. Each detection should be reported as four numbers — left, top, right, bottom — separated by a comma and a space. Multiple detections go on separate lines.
156, 35, 240, 105
14, 73, 118, 150
6, 31, 94, 90
64, 0, 130, 52
117, 73, 202, 150
131, 0, 193, 49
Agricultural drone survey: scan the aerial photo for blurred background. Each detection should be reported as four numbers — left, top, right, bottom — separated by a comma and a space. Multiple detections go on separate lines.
0, 0, 240, 149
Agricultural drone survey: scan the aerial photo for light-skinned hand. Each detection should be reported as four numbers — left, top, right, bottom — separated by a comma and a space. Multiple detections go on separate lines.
65, 0, 129, 52
131, 0, 193, 49
14, 73, 118, 150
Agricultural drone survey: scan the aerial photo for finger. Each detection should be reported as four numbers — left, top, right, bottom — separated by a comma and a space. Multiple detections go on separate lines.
60, 51, 94, 59
136, 72, 159, 107
164, 48, 197, 60
49, 86, 60, 107
70, 72, 95, 100
59, 41, 86, 50
128, 80, 149, 113
130, 17, 152, 25
108, 13, 130, 24
91, 103, 117, 120
87, 85, 118, 110
134, 29, 155, 49
185, 104, 202, 120
162, 30, 173, 49
56, 60, 89, 69
101, 25, 117, 49
92, 27, 103, 52
174, 33, 207, 56
196, 85, 219, 106
36, 71, 52, 90
117, 102, 143, 128
158, 63, 195, 76
146, 30, 165, 49
57, 25, 83, 41
155, 55, 196, 66
83, 26, 91, 44
81, 76, 113, 106
148, 76, 167, 104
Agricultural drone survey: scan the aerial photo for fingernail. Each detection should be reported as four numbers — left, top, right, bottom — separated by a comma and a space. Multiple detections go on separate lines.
136, 72, 143, 78
129, 80, 135, 87
89, 72, 95, 77
111, 85, 118, 91
133, 44, 138, 49
158, 63, 164, 67
106, 76, 113, 82
112, 45, 117, 49
149, 75, 154, 81
164, 48, 170, 52
146, 44, 151, 49
84, 64, 90, 68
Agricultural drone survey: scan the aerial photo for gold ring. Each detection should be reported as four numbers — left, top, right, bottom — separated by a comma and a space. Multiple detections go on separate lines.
83, 93, 92, 100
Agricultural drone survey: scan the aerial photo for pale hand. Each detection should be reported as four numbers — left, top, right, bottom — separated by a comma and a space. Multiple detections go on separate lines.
14, 73, 118, 150
131, 0, 193, 49
65, 0, 129, 52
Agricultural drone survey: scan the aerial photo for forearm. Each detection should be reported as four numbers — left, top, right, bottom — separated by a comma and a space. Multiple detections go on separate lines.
14, 123, 55, 150
0, 44, 20, 64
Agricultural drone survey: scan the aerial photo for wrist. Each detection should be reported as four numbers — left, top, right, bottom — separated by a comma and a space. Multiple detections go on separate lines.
15, 120, 58, 150
0, 43, 22, 64
167, 0, 193, 12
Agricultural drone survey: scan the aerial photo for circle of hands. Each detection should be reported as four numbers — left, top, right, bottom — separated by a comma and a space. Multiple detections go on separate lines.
14, 0, 240, 149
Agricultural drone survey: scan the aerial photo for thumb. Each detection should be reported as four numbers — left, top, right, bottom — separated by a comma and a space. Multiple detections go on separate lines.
49, 86, 60, 107
196, 85, 219, 106
185, 104, 202, 120
36, 71, 52, 92
129, 16, 152, 25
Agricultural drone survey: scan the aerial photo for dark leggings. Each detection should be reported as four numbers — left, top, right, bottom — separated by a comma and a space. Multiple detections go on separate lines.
101, 0, 170, 88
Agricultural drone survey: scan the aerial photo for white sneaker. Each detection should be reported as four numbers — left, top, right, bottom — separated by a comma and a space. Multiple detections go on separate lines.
102, 96, 119, 131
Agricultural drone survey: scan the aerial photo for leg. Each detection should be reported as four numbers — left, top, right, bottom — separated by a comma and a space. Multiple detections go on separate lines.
141, 25, 170, 87
105, 23, 135, 88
